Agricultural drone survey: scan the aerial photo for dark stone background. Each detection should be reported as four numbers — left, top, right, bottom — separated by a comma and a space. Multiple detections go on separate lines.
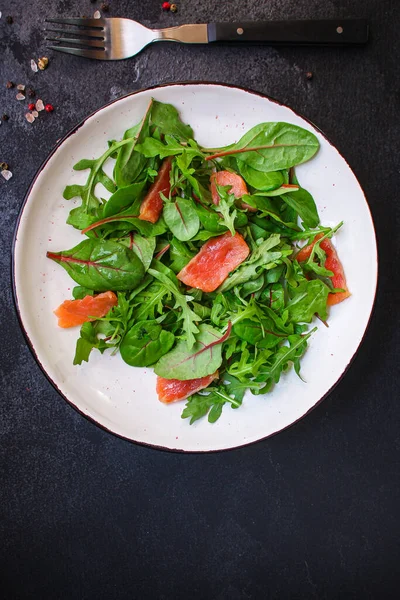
1, 1, 399, 598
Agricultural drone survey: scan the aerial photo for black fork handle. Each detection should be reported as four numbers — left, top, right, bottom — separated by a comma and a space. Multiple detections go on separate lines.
207, 19, 369, 46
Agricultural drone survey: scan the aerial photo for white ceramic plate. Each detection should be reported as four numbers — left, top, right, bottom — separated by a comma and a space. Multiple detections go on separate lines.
13, 83, 377, 452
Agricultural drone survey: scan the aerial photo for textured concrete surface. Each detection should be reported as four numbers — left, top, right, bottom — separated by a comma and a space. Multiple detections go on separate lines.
1, 1, 400, 598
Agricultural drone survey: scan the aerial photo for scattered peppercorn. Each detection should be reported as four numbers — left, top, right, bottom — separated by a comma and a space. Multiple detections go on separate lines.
170, 3, 177, 12
45, 103, 54, 113
6, 81, 14, 89
28, 103, 36, 111
306, 71, 313, 80
101, 2, 109, 11
162, 2, 171, 10
0, 162, 9, 171
2, 114, 9, 121
27, 87, 36, 98
6, 16, 13, 24
90, 0, 97, 3
38, 57, 49, 71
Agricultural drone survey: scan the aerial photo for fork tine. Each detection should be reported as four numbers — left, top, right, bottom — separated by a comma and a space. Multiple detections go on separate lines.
47, 45, 107, 60
46, 37, 105, 48
45, 17, 105, 29
45, 27, 104, 39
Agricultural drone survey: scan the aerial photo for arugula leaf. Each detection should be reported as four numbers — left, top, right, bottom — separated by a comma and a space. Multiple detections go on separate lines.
212, 184, 237, 236
255, 329, 316, 392
154, 323, 231, 380
120, 320, 175, 367
218, 234, 285, 292
148, 263, 202, 348
63, 138, 130, 213
287, 279, 329, 323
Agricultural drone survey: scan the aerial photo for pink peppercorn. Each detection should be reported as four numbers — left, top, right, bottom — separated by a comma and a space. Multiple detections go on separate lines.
28, 103, 35, 111
162, 2, 171, 10
45, 103, 54, 113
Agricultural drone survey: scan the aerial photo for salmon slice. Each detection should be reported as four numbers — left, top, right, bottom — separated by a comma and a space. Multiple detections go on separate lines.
138, 158, 172, 223
54, 291, 118, 328
296, 234, 350, 306
177, 231, 250, 292
210, 170, 256, 212
156, 371, 219, 404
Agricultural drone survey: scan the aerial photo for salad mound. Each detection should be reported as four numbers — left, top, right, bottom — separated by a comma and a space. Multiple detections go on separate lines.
47, 99, 350, 425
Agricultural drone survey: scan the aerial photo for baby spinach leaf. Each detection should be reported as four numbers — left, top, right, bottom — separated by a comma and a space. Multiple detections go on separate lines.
151, 100, 194, 140
287, 279, 329, 323
129, 234, 156, 271
80, 210, 168, 237
205, 122, 319, 172
237, 162, 286, 191
154, 323, 231, 380
72, 286, 95, 300
280, 188, 319, 228
114, 100, 153, 187
120, 320, 175, 367
103, 181, 146, 218
47, 239, 145, 291
163, 197, 200, 241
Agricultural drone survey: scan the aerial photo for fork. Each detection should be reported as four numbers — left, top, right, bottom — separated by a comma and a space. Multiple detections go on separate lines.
45, 17, 369, 60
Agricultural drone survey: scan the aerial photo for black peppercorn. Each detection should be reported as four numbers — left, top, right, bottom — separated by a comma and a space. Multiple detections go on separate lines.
27, 87, 36, 98
306, 72, 313, 80
6, 16, 13, 24
2, 114, 10, 121
101, 2, 109, 11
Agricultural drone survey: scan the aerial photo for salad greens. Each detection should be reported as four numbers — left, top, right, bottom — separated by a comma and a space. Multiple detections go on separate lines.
48, 99, 345, 425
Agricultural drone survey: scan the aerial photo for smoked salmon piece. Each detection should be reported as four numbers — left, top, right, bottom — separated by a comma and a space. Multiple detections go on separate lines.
54, 291, 118, 328
156, 371, 219, 404
210, 170, 256, 211
296, 234, 350, 306
177, 231, 250, 293
139, 158, 172, 223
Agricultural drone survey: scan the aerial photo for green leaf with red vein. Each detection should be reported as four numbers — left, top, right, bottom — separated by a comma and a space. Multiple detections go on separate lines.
154, 322, 232, 380
46, 239, 145, 291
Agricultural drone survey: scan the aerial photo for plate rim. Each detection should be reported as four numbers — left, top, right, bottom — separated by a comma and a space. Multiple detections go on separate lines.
11, 81, 378, 453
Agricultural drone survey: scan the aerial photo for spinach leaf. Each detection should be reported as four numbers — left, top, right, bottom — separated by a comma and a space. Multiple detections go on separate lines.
237, 161, 286, 191
47, 239, 145, 291
205, 122, 319, 172
154, 323, 231, 380
114, 100, 153, 187
103, 181, 146, 217
163, 197, 200, 241
81, 209, 168, 237
151, 100, 194, 140
120, 320, 175, 367
280, 189, 319, 228
129, 234, 156, 271
72, 286, 95, 300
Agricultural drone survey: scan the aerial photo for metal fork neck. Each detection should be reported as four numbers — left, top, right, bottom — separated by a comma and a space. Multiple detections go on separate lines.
154, 24, 208, 44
